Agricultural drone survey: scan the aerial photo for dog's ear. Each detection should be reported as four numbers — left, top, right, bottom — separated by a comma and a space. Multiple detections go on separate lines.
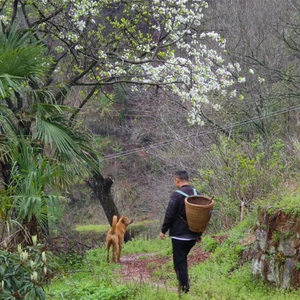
120, 216, 127, 224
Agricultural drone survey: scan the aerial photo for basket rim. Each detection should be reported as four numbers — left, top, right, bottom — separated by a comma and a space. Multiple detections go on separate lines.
185, 198, 214, 208
185, 194, 212, 200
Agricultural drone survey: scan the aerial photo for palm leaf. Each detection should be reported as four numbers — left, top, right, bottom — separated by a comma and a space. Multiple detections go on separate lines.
0, 25, 47, 98
34, 103, 100, 172
10, 139, 62, 228
0, 105, 19, 162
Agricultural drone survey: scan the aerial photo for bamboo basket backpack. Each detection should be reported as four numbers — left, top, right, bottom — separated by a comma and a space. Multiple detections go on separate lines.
176, 188, 214, 233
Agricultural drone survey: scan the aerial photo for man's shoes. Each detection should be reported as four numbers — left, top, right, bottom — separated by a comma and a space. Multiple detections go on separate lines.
182, 285, 190, 293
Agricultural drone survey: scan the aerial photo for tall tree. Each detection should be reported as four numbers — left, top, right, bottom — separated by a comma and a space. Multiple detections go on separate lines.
202, 0, 300, 140
0, 0, 242, 228
0, 26, 100, 244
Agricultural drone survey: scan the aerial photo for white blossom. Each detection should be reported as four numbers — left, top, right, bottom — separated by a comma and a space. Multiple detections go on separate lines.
213, 104, 221, 111
75, 45, 83, 51
55, 46, 65, 53
77, 20, 86, 32
58, 0, 244, 126
0, 15, 9, 25
230, 89, 237, 97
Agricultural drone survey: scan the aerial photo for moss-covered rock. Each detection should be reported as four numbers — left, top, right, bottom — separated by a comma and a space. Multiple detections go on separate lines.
252, 197, 300, 289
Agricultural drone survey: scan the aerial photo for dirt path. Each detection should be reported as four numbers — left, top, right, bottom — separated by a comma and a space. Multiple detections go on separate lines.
118, 246, 210, 284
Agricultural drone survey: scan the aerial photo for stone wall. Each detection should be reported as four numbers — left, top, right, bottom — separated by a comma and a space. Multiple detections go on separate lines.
251, 207, 300, 289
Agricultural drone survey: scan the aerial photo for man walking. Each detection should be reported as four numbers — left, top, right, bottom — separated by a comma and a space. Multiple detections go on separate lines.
160, 170, 202, 294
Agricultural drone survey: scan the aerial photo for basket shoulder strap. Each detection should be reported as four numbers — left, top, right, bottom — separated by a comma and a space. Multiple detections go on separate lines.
176, 189, 197, 197
175, 190, 189, 197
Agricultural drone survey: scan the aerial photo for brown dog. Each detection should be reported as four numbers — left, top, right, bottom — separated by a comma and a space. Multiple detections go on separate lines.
106, 215, 133, 263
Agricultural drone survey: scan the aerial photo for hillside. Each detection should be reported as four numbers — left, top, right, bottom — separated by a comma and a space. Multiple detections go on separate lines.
2, 1, 300, 299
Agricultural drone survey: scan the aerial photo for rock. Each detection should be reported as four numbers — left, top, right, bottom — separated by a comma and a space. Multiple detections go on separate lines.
251, 208, 300, 289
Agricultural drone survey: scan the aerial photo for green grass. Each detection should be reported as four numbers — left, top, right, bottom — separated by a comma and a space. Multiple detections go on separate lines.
256, 189, 300, 216
46, 238, 174, 300
74, 223, 110, 233
122, 236, 171, 255
74, 220, 156, 234
190, 216, 300, 300
47, 215, 300, 300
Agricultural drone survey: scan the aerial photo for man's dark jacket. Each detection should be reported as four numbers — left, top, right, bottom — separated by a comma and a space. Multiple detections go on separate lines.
161, 184, 201, 238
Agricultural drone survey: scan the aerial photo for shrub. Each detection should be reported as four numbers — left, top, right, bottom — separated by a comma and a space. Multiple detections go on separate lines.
0, 239, 55, 300
192, 137, 288, 232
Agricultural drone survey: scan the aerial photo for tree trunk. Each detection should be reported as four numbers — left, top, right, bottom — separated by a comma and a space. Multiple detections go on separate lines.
87, 171, 131, 242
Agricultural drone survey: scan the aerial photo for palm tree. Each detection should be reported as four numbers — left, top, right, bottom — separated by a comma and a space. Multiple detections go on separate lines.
0, 25, 46, 101
0, 25, 100, 245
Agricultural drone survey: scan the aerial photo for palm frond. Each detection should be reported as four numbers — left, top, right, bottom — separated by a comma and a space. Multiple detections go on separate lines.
12, 195, 61, 228
0, 25, 48, 98
0, 74, 23, 98
34, 103, 100, 172
0, 105, 19, 162
9, 139, 63, 228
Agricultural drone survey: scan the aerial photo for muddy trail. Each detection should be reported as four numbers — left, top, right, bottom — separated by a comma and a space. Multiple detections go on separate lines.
118, 245, 210, 285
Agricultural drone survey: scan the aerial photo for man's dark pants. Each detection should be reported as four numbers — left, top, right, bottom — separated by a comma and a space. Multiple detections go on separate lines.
172, 238, 197, 292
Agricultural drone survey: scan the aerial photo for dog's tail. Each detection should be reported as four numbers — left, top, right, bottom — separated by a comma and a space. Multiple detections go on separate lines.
110, 215, 117, 234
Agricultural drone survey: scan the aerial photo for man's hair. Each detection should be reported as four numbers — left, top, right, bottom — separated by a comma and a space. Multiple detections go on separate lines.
175, 170, 189, 182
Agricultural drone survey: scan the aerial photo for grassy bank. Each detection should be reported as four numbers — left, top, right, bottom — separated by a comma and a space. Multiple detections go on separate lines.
74, 219, 158, 239
47, 214, 300, 300
189, 217, 300, 299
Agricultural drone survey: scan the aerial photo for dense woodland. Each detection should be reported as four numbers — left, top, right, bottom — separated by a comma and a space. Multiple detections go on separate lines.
1, 0, 300, 298
1, 0, 300, 242
83, 0, 300, 233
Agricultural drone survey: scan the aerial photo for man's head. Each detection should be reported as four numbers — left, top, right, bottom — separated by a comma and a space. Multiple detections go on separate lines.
174, 170, 189, 188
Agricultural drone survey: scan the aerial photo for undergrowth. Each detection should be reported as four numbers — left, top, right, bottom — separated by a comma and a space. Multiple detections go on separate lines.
46, 238, 176, 299
190, 216, 300, 300
263, 190, 300, 216
47, 215, 300, 300
75, 220, 155, 235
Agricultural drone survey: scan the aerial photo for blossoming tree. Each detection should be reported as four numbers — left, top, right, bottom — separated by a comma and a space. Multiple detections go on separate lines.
0, 0, 241, 230
0, 0, 241, 123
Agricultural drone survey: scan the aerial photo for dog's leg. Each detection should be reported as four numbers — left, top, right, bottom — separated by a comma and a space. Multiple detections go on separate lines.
113, 242, 118, 263
117, 244, 122, 263
106, 240, 111, 263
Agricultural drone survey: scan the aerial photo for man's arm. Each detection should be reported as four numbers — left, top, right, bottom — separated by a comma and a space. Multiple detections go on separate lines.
161, 196, 179, 235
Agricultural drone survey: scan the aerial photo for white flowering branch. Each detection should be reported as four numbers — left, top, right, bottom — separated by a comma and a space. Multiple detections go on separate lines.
1, 0, 244, 125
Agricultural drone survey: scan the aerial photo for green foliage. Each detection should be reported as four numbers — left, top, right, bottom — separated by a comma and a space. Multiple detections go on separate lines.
201, 235, 219, 252
56, 252, 85, 273
48, 281, 129, 300
151, 260, 175, 282
46, 238, 174, 299
0, 242, 55, 300
190, 216, 300, 300
47, 226, 300, 300
272, 230, 281, 243
46, 246, 128, 300
122, 237, 171, 255
10, 138, 63, 229
127, 282, 179, 300
74, 220, 155, 235
0, 19, 101, 245
264, 191, 300, 216
192, 137, 288, 231
75, 224, 110, 233
0, 25, 48, 98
